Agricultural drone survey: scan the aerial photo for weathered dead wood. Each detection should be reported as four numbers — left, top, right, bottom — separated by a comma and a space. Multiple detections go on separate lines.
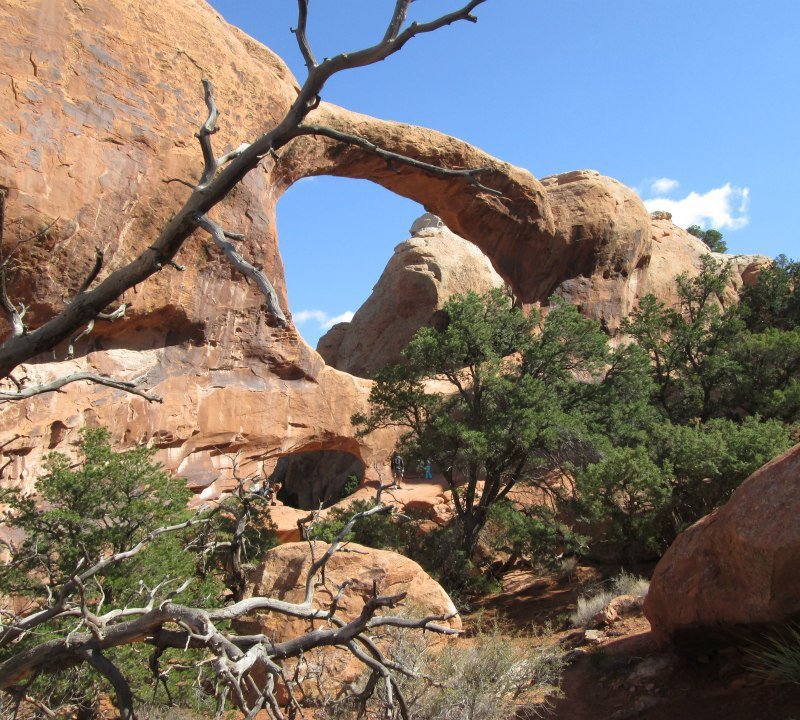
0, 489, 457, 719
0, 0, 491, 383
0, 371, 161, 402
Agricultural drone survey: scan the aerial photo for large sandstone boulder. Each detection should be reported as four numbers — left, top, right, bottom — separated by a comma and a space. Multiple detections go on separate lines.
236, 541, 460, 699
317, 213, 504, 377
645, 443, 800, 645
539, 170, 652, 333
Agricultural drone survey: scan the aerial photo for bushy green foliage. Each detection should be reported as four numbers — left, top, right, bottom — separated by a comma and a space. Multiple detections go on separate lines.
725, 328, 800, 422
0, 428, 277, 714
338, 472, 360, 499
652, 415, 791, 531
484, 499, 586, 571
576, 446, 672, 560
308, 498, 402, 548
687, 224, 728, 253
740, 254, 800, 332
623, 255, 744, 423
0, 427, 193, 598
355, 290, 612, 556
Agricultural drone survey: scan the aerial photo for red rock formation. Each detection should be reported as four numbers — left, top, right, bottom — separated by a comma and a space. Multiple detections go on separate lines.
318, 172, 767, 376
236, 541, 460, 698
317, 214, 504, 377
0, 0, 767, 499
645, 443, 800, 645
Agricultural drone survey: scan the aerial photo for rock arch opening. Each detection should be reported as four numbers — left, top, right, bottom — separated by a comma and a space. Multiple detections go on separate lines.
272, 449, 365, 510
277, 175, 423, 351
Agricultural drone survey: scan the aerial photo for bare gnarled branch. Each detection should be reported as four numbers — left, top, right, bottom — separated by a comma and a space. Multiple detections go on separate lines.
0, 371, 160, 403
291, 0, 316, 70
196, 214, 287, 326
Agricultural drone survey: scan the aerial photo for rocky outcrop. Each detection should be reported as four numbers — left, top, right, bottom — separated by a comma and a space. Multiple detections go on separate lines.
539, 170, 652, 333
0, 0, 768, 498
317, 213, 504, 377
647, 214, 768, 307
319, 174, 767, 375
236, 541, 460, 697
645, 443, 800, 645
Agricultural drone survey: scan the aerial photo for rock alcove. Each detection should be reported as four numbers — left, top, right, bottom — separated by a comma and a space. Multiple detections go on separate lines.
272, 450, 365, 510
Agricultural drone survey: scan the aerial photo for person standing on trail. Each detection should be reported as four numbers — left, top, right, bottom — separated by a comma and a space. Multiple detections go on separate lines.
424, 460, 433, 480
390, 452, 405, 487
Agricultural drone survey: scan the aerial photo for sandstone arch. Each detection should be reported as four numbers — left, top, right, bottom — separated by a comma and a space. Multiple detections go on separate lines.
0, 0, 761, 495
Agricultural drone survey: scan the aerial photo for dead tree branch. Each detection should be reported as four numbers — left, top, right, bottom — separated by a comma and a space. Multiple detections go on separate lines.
0, 0, 492, 381
0, 498, 458, 718
196, 214, 287, 326
0, 371, 161, 403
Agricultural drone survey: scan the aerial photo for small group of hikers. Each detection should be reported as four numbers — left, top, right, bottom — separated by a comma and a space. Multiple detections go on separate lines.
389, 453, 432, 488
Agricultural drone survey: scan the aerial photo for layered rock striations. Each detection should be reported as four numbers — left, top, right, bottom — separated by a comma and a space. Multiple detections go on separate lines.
0, 0, 767, 496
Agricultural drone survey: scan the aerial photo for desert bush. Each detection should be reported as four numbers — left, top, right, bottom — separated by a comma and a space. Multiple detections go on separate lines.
570, 590, 614, 629
321, 622, 565, 720
611, 571, 650, 599
570, 572, 649, 628
410, 626, 564, 719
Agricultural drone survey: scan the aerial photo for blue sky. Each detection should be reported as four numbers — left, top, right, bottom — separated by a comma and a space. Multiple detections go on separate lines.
208, 1, 799, 347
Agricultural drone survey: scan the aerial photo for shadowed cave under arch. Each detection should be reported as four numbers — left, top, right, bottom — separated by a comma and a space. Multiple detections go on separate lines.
273, 449, 365, 510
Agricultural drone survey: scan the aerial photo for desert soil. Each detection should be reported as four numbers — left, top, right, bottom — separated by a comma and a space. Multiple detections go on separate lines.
471, 569, 800, 720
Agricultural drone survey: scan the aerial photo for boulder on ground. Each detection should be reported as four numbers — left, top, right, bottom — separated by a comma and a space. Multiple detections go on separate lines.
645, 443, 800, 645
236, 541, 460, 701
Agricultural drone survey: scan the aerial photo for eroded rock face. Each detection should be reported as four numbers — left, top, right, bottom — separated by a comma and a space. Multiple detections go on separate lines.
317, 215, 504, 377
644, 443, 800, 645
318, 175, 767, 374
236, 541, 460, 698
0, 0, 767, 498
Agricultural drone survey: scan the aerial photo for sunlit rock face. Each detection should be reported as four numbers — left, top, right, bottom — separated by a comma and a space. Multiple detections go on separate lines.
235, 541, 461, 700
0, 0, 766, 496
317, 214, 504, 378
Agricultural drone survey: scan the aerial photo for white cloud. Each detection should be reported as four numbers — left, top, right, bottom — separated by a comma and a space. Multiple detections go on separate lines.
293, 308, 354, 329
643, 182, 750, 230
293, 309, 328, 324
322, 311, 355, 329
649, 177, 680, 195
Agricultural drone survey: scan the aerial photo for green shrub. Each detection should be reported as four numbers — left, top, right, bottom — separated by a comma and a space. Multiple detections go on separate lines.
576, 446, 672, 561
338, 472, 360, 499
484, 499, 586, 571
308, 498, 402, 548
